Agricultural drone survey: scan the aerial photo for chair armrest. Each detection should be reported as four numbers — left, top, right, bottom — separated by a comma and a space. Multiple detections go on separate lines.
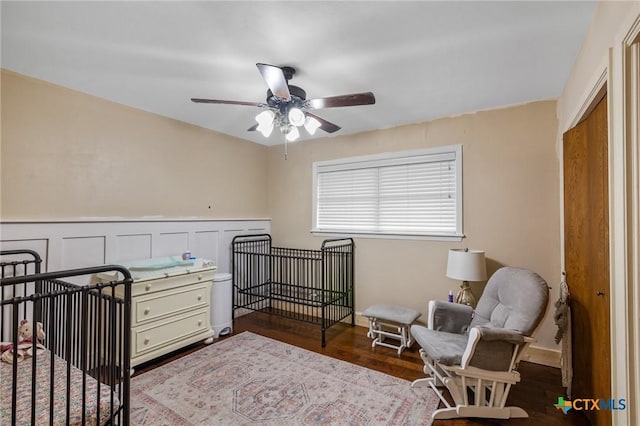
475, 326, 525, 344
461, 327, 526, 371
428, 300, 473, 334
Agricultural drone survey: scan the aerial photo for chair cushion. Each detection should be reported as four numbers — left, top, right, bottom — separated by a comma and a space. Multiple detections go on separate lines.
470, 267, 549, 336
430, 300, 473, 333
410, 324, 468, 366
362, 304, 421, 325
467, 326, 523, 370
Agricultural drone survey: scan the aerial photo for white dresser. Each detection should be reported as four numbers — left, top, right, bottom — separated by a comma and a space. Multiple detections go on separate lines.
101, 257, 216, 370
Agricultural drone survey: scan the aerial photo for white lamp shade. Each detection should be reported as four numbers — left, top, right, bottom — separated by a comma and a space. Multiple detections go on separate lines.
288, 107, 306, 127
446, 249, 487, 282
255, 110, 275, 137
304, 116, 321, 135
285, 125, 300, 141
257, 122, 274, 137
255, 110, 275, 126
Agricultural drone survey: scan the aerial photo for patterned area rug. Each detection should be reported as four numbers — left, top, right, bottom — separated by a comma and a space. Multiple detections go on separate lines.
131, 332, 439, 425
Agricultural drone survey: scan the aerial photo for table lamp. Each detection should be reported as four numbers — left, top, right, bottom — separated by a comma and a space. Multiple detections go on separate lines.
446, 248, 487, 308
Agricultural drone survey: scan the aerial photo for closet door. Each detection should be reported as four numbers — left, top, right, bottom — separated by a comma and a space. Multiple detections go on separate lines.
563, 94, 610, 426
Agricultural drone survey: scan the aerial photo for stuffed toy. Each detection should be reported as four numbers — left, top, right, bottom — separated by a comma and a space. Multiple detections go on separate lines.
553, 297, 569, 344
0, 320, 46, 363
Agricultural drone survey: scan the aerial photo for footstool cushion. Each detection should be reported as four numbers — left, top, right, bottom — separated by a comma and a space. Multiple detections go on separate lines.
362, 304, 422, 356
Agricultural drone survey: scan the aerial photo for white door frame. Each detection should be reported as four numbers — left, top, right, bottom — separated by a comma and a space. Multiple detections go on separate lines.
608, 14, 640, 426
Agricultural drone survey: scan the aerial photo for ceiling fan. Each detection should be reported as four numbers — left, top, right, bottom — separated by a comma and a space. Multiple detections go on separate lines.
191, 63, 376, 142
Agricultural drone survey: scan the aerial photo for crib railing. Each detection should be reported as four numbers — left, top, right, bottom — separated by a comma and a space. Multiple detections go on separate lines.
0, 249, 43, 339
232, 234, 354, 346
0, 252, 133, 426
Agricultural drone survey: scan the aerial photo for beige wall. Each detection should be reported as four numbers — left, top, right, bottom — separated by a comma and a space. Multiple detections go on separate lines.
267, 100, 561, 350
1, 69, 562, 350
1, 70, 268, 220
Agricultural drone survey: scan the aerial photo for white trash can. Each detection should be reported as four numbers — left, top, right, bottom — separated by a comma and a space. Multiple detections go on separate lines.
211, 272, 233, 338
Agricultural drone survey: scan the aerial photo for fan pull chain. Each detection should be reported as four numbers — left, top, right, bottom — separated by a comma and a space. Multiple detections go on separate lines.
284, 139, 288, 160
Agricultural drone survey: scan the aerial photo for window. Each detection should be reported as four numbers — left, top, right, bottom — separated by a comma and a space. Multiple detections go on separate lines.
312, 145, 462, 240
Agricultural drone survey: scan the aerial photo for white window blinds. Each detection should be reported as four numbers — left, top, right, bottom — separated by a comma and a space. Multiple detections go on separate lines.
313, 146, 462, 239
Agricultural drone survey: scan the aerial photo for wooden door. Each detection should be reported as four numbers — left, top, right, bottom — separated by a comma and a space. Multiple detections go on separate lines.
563, 95, 610, 426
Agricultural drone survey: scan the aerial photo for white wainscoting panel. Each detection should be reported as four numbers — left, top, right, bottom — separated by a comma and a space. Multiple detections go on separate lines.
115, 234, 152, 261
194, 231, 219, 264
156, 232, 190, 257
62, 236, 106, 270
0, 240, 49, 262
0, 219, 271, 284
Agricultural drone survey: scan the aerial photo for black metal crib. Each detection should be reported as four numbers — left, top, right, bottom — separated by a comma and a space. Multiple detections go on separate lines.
0, 249, 132, 425
232, 234, 355, 347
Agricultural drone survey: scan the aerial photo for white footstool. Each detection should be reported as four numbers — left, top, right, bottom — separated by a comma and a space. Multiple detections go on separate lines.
362, 304, 422, 356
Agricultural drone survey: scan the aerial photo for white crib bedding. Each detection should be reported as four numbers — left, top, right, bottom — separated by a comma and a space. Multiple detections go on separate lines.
0, 351, 119, 426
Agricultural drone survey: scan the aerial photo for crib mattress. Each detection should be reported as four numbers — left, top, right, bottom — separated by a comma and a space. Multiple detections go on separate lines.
0, 352, 119, 426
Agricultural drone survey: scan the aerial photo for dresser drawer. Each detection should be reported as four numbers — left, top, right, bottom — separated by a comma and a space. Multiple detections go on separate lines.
131, 269, 215, 296
133, 283, 210, 326
132, 309, 210, 358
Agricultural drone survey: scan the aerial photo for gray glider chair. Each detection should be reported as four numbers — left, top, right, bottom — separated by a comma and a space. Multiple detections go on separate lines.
410, 267, 549, 420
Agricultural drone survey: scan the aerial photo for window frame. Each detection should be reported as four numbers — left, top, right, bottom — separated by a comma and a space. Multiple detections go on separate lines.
311, 145, 463, 241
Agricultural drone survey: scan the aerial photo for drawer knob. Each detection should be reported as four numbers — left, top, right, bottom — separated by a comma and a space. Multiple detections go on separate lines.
197, 274, 202, 280
197, 295, 202, 301
198, 320, 202, 326
144, 337, 150, 345
144, 308, 150, 315
145, 284, 152, 291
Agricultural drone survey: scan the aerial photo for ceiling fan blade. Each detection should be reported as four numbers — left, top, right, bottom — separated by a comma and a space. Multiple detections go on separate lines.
307, 112, 341, 133
247, 123, 258, 132
306, 92, 376, 110
191, 98, 268, 108
256, 63, 291, 101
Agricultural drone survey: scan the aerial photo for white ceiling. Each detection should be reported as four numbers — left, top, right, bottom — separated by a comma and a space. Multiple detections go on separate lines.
1, 1, 597, 146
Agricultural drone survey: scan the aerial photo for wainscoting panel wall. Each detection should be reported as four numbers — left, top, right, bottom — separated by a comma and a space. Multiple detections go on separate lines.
0, 219, 270, 283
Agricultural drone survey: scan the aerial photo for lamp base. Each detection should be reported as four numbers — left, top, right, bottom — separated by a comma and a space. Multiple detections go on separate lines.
455, 281, 476, 308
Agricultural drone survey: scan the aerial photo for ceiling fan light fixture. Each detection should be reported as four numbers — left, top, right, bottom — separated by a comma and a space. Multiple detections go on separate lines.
257, 122, 274, 137
285, 125, 300, 142
288, 107, 306, 127
255, 110, 275, 126
193, 64, 375, 144
304, 116, 321, 135
255, 109, 275, 137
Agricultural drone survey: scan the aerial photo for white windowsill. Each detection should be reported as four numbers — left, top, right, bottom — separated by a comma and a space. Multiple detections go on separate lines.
311, 230, 464, 242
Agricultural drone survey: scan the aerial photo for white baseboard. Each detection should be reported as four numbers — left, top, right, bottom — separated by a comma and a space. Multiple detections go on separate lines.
521, 345, 561, 368
233, 308, 253, 318
354, 312, 369, 328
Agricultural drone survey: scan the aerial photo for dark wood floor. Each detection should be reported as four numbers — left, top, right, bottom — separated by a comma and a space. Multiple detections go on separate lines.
134, 312, 592, 425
